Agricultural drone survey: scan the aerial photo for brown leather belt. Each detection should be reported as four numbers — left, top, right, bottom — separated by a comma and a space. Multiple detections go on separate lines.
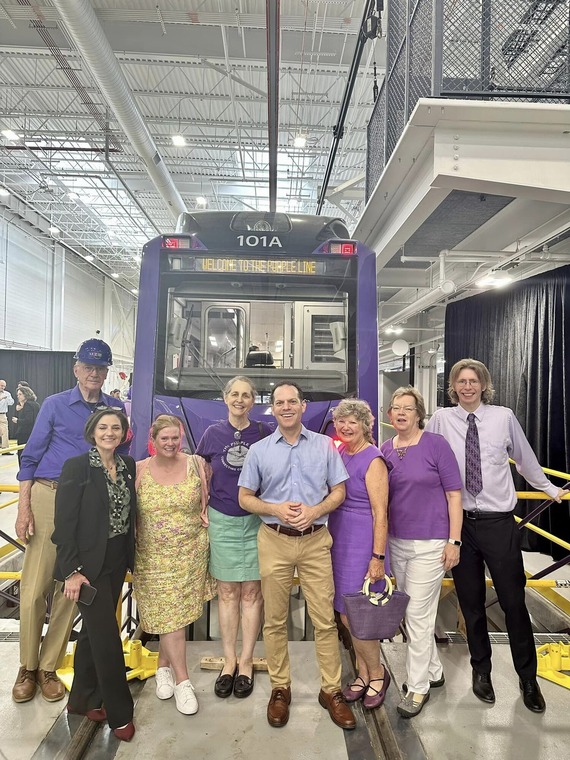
265, 523, 325, 538
35, 478, 59, 490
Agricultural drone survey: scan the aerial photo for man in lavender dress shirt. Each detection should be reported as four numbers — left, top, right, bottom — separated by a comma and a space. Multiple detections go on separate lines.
238, 381, 356, 731
12, 338, 125, 704
427, 358, 567, 713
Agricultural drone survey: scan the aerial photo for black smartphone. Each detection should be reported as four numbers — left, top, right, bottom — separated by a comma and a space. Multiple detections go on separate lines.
78, 583, 97, 606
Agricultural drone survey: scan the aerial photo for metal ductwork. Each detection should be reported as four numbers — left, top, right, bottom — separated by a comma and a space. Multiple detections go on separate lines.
52, 0, 186, 221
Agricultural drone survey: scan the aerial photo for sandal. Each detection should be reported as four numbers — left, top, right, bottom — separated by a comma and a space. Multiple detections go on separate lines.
342, 674, 369, 702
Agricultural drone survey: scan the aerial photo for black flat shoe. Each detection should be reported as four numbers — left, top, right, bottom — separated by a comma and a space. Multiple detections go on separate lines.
214, 666, 237, 698
519, 678, 546, 713
234, 668, 255, 698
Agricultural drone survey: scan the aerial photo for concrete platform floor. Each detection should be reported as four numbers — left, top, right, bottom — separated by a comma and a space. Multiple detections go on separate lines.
1, 637, 569, 760
381, 640, 570, 760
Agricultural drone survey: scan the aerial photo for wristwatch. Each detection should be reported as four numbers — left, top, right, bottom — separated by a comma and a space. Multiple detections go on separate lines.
447, 539, 462, 547
371, 552, 385, 560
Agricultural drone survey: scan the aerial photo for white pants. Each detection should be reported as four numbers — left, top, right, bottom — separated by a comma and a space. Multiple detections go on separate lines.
389, 537, 446, 695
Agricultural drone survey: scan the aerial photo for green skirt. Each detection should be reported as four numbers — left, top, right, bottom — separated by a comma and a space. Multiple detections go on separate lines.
208, 507, 261, 582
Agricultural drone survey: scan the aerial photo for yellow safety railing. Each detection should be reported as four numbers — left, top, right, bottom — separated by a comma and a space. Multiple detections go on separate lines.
0, 441, 23, 455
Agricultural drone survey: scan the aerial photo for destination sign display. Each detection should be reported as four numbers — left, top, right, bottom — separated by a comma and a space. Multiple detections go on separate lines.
170, 256, 325, 275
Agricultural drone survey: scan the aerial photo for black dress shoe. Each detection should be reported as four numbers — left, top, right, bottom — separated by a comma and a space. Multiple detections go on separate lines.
519, 678, 546, 713
234, 668, 254, 699
472, 670, 495, 703
214, 666, 237, 698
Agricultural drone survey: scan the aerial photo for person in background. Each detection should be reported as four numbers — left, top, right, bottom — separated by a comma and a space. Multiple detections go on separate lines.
239, 381, 356, 731
111, 389, 121, 399
427, 358, 568, 713
196, 376, 270, 700
329, 399, 391, 710
134, 415, 216, 716
52, 409, 136, 741
12, 386, 41, 465
0, 379, 15, 455
382, 386, 462, 718
12, 338, 126, 705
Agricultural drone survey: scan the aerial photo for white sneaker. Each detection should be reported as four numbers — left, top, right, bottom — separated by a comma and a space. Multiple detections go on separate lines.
155, 667, 175, 699
173, 680, 198, 715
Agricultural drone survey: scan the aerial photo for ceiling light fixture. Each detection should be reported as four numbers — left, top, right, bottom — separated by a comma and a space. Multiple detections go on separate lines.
385, 326, 403, 335
294, 135, 307, 148
111, 272, 120, 279
0, 187, 10, 197
131, 288, 138, 295
196, 196, 207, 207
172, 134, 186, 147
84, 255, 95, 262
477, 272, 513, 289
1, 129, 19, 141
49, 226, 60, 236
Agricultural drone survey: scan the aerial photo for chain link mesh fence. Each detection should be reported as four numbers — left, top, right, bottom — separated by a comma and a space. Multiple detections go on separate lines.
366, 0, 570, 199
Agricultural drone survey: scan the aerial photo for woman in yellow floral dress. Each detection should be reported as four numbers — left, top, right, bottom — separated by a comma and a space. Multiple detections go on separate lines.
134, 415, 216, 715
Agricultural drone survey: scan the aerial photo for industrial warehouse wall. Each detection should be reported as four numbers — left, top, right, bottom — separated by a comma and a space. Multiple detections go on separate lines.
0, 215, 136, 384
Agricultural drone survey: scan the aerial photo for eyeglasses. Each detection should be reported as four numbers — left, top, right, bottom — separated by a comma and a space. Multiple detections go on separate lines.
391, 405, 417, 413
455, 379, 481, 386
79, 365, 108, 375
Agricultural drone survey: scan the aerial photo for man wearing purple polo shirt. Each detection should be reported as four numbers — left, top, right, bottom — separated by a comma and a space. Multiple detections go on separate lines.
238, 381, 356, 731
12, 338, 125, 704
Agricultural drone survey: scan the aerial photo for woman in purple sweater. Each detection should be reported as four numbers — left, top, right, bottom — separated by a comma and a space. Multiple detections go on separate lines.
381, 386, 462, 718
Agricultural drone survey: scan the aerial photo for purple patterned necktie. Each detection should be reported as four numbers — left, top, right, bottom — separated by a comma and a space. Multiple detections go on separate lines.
465, 412, 483, 496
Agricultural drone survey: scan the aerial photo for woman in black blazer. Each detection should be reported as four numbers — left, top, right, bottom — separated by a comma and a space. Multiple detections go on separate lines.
52, 408, 136, 742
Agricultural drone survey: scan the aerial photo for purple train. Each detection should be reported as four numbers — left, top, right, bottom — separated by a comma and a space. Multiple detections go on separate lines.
130, 211, 378, 458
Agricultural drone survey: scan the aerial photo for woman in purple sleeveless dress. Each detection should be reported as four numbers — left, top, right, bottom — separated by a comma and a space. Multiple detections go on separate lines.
329, 399, 391, 710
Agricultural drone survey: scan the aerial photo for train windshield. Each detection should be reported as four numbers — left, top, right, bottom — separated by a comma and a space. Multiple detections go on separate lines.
157, 257, 356, 401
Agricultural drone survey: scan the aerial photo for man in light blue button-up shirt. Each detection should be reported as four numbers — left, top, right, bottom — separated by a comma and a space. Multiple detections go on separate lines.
239, 381, 356, 730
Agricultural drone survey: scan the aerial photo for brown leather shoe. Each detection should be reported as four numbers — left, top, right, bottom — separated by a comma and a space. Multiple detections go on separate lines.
12, 666, 37, 703
318, 689, 356, 730
267, 686, 291, 727
37, 669, 65, 702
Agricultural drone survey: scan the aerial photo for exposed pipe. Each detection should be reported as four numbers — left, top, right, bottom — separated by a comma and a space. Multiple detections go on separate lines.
266, 0, 280, 213
379, 287, 451, 330
51, 0, 186, 221
316, 0, 376, 214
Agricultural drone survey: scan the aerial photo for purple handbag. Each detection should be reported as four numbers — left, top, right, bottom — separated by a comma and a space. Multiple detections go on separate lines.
343, 577, 410, 640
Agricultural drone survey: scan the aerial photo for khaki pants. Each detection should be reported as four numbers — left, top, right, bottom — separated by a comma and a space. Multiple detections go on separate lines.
19, 482, 76, 671
257, 523, 341, 692
0, 413, 8, 449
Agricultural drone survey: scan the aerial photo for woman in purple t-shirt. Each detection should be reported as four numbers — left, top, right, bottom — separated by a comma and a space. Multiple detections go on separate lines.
381, 386, 462, 719
196, 376, 271, 700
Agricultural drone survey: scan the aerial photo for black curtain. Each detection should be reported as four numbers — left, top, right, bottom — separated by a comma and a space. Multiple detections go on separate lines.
1, 351, 76, 437
445, 265, 570, 558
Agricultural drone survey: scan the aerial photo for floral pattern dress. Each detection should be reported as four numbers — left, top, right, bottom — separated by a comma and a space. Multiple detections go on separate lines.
134, 456, 216, 634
